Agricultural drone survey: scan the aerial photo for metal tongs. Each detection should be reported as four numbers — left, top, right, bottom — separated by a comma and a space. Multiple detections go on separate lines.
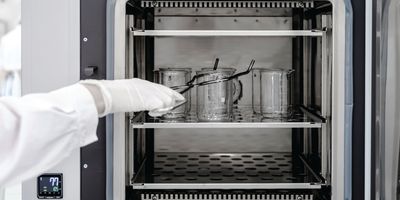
171, 59, 256, 94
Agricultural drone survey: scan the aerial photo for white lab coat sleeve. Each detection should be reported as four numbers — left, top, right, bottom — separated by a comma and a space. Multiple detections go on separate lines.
0, 83, 99, 187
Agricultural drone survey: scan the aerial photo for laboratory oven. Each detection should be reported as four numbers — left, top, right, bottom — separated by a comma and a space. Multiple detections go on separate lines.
21, 0, 358, 200
110, 0, 351, 200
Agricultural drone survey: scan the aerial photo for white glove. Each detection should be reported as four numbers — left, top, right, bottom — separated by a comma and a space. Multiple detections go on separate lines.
81, 79, 185, 117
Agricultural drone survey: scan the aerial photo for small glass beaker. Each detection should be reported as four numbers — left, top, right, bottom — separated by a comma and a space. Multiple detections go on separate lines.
156, 68, 192, 118
253, 69, 294, 118
196, 68, 242, 121
251, 68, 262, 114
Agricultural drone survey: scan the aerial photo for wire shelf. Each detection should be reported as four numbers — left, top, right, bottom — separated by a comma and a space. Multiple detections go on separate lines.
131, 106, 324, 129
131, 30, 324, 37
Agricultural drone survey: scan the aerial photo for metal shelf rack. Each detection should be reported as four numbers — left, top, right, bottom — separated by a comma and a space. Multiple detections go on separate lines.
131, 106, 325, 129
131, 29, 324, 37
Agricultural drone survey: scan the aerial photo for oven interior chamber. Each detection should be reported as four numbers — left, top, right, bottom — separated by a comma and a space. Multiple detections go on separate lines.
124, 1, 333, 199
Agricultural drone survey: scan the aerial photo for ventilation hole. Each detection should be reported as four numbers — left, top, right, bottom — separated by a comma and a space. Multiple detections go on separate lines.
268, 167, 279, 170
274, 158, 285, 160
222, 167, 233, 170
186, 177, 197, 181
175, 167, 186, 170
161, 177, 171, 181
262, 155, 273, 157
258, 171, 269, 174
282, 171, 292, 173
198, 174, 210, 177
210, 170, 221, 174
174, 174, 185, 177
165, 164, 175, 167
256, 164, 267, 167
232, 158, 242, 161
157, 155, 167, 157
178, 155, 189, 157
234, 170, 245, 174
199, 161, 210, 164
189, 158, 199, 161
222, 161, 232, 164
199, 155, 210, 157
223, 174, 234, 177
247, 174, 259, 177
177, 161, 188, 164
283, 154, 292, 157
236, 177, 248, 181
210, 158, 220, 160
167, 157, 178, 160
188, 164, 199, 167
241, 155, 252, 158
210, 164, 221, 167
155, 161, 165, 163
187, 170, 197, 174
233, 164, 244, 167
252, 158, 263, 161
265, 161, 276, 164
199, 167, 210, 171
220, 155, 231, 158
210, 177, 223, 181
154, 167, 163, 170
245, 167, 257, 170
278, 164, 290, 167
162, 171, 173, 174
243, 161, 254, 164
261, 177, 273, 180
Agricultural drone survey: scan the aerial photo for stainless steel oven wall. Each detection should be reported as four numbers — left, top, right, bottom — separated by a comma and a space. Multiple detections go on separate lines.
155, 129, 291, 152
154, 11, 292, 106
154, 9, 293, 153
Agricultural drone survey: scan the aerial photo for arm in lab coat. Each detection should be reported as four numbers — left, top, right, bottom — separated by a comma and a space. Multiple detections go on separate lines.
0, 83, 98, 187
0, 78, 185, 187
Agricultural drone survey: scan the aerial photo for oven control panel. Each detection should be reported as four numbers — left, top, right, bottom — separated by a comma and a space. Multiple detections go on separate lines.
37, 173, 63, 199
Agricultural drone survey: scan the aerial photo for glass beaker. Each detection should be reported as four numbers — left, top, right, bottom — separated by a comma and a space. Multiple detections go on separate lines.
257, 69, 294, 118
156, 68, 192, 118
196, 68, 242, 121
251, 68, 262, 114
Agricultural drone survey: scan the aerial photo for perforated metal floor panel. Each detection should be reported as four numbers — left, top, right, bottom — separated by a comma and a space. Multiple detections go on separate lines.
153, 153, 302, 183
132, 153, 322, 189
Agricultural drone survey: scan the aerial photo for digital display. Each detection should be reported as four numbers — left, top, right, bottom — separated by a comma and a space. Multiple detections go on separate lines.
37, 174, 63, 199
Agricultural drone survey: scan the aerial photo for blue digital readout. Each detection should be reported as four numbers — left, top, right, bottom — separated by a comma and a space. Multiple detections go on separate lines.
37, 174, 63, 199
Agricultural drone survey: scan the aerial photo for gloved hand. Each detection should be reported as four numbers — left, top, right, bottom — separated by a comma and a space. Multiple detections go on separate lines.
81, 79, 185, 117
